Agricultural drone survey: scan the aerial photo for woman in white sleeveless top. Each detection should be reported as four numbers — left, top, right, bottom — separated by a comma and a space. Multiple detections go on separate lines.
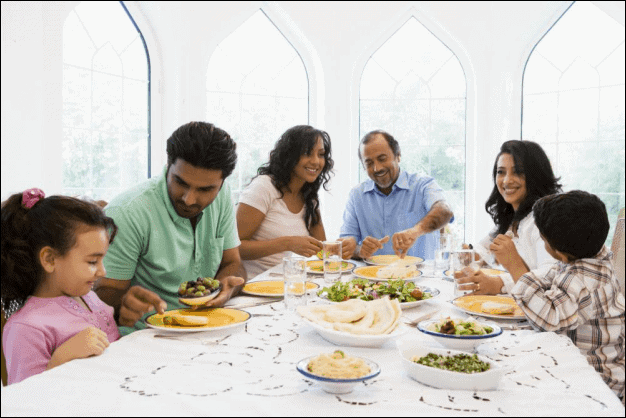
236, 125, 338, 278
458, 140, 562, 295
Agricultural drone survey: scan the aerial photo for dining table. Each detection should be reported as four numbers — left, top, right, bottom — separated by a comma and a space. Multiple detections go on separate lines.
1, 258, 623, 417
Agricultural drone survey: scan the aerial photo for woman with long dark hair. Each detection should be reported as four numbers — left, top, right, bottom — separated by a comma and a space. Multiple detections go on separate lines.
457, 140, 562, 295
236, 125, 336, 278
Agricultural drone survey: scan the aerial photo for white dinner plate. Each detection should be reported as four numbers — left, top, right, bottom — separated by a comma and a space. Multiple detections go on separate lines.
352, 265, 423, 282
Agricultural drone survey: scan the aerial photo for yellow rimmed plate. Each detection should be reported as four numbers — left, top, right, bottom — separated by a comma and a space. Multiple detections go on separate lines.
145, 308, 251, 333
306, 260, 356, 275
444, 268, 507, 278
365, 255, 424, 266
352, 265, 423, 282
241, 280, 320, 297
451, 295, 525, 320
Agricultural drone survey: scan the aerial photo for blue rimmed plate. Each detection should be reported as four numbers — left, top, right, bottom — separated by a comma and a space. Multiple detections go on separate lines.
417, 319, 502, 351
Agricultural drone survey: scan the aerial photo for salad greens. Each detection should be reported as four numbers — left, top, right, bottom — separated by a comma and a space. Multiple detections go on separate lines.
317, 278, 431, 303
412, 353, 491, 374
429, 318, 493, 336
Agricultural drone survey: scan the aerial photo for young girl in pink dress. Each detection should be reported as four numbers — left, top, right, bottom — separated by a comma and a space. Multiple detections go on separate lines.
1, 188, 120, 384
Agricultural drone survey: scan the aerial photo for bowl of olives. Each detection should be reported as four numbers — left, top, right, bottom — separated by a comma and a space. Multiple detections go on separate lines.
178, 277, 222, 306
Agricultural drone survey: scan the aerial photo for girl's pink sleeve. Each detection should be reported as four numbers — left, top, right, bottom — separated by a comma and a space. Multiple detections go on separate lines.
3, 322, 53, 385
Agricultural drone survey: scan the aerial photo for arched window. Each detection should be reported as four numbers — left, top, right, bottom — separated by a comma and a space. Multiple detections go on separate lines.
360, 17, 467, 235
206, 10, 308, 202
523, 1, 625, 245
62, 1, 150, 202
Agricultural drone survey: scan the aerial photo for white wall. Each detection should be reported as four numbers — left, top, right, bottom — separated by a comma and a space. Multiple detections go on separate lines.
2, 1, 624, 243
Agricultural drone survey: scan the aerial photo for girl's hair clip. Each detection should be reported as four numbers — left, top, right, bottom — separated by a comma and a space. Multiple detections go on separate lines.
22, 188, 45, 209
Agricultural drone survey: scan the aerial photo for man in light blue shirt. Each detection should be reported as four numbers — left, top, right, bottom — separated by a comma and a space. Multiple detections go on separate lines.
340, 130, 454, 260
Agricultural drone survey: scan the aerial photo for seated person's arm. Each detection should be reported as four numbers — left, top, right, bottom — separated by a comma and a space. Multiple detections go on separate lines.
94, 278, 166, 327
490, 234, 530, 281
509, 269, 584, 332
236, 203, 322, 259
202, 247, 247, 308
392, 200, 454, 256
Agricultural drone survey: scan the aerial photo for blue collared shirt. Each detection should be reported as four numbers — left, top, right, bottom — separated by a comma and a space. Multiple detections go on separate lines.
340, 171, 451, 259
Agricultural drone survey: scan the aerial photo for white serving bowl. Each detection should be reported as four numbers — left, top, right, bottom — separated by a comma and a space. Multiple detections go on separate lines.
397, 341, 508, 391
302, 317, 406, 348
416, 319, 502, 351
296, 355, 381, 394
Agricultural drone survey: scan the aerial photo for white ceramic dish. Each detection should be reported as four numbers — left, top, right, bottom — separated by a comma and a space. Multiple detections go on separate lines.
365, 255, 424, 266
302, 317, 406, 348
417, 319, 502, 351
296, 355, 381, 394
397, 341, 508, 391
178, 285, 221, 306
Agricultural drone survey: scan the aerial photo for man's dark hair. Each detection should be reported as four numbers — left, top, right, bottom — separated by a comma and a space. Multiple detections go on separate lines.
533, 190, 609, 260
358, 130, 401, 161
166, 121, 237, 179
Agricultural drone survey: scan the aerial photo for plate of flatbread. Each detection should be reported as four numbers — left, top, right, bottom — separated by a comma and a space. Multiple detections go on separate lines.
145, 308, 251, 332
365, 255, 423, 266
451, 295, 525, 320
306, 260, 356, 275
242, 280, 320, 297
297, 297, 406, 347
352, 265, 423, 282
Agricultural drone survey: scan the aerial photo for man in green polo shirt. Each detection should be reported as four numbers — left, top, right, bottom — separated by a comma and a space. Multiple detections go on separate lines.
95, 122, 246, 335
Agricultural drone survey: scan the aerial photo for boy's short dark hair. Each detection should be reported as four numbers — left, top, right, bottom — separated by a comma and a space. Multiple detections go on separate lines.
533, 190, 609, 259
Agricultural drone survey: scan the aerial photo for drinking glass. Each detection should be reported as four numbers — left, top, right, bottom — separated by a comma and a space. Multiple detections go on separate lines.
283, 256, 307, 312
434, 233, 451, 273
449, 249, 477, 298
322, 241, 343, 284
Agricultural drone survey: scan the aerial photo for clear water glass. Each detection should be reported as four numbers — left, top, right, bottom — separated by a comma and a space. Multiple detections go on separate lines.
283, 256, 307, 312
322, 241, 343, 284
434, 233, 451, 273
449, 249, 477, 298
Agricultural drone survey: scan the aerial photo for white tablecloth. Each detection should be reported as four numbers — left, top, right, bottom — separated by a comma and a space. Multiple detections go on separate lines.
2, 261, 623, 416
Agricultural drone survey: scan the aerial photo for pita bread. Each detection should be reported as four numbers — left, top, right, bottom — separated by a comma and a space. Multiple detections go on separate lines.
298, 297, 402, 335
481, 301, 515, 315
163, 313, 209, 326
323, 299, 368, 323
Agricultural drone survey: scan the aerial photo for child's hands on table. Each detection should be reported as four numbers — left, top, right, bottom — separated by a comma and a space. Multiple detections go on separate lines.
48, 327, 110, 370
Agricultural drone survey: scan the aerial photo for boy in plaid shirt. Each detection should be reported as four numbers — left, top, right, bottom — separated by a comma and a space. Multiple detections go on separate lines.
510, 190, 624, 404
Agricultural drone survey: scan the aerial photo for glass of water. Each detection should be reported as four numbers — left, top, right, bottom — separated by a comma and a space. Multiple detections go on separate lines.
322, 241, 343, 285
283, 256, 307, 312
449, 249, 477, 298
434, 233, 451, 273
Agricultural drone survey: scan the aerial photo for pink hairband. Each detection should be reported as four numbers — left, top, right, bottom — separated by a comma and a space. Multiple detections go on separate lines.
22, 188, 45, 209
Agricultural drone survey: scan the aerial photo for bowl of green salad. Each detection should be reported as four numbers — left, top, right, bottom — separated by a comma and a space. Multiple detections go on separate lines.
317, 278, 439, 309
397, 341, 507, 391
417, 317, 502, 351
